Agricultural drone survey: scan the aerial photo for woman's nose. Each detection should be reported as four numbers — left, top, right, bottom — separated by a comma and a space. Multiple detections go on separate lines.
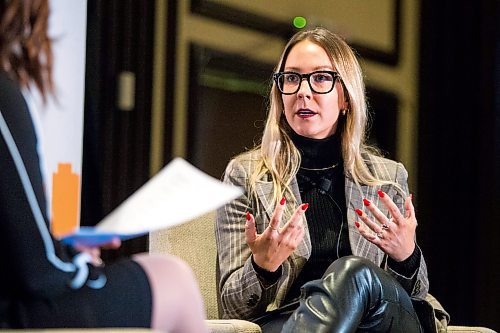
297, 78, 312, 98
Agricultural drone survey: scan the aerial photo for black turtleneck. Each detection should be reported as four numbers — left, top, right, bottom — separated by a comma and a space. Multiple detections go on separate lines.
284, 131, 352, 302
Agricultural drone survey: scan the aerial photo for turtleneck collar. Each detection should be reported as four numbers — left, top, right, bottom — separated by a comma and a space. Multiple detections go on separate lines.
290, 131, 342, 170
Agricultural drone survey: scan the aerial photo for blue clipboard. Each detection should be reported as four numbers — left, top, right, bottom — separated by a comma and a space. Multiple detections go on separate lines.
61, 227, 146, 247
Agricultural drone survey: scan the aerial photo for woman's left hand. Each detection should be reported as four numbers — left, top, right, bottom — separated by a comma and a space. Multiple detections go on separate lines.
73, 237, 121, 267
355, 191, 416, 262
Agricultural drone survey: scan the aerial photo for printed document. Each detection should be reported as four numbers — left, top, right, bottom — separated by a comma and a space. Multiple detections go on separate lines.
62, 158, 242, 246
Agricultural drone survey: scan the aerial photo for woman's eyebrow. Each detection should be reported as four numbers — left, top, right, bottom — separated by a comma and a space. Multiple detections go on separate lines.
283, 66, 334, 72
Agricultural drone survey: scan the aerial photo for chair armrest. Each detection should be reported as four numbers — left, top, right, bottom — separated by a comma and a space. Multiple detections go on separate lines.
447, 326, 497, 333
206, 319, 262, 333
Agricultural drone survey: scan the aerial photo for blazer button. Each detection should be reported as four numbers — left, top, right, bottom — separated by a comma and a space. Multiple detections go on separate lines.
246, 294, 259, 307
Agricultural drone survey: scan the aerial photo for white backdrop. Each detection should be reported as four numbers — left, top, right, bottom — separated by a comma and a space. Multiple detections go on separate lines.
31, 0, 87, 232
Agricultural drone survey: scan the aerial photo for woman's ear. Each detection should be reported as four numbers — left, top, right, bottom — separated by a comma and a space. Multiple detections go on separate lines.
341, 100, 350, 116
337, 82, 349, 110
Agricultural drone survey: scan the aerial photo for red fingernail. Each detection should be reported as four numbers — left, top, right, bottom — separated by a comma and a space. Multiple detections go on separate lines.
246, 212, 251, 221
355, 209, 363, 216
363, 198, 371, 206
377, 190, 385, 198
355, 221, 360, 228
301, 203, 309, 211
280, 197, 286, 205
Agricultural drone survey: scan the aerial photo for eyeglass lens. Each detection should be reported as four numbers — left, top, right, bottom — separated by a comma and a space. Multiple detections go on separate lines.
277, 72, 336, 94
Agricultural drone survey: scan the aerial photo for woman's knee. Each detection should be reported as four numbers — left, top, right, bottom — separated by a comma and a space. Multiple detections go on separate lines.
323, 255, 377, 277
132, 254, 207, 331
133, 253, 203, 314
133, 253, 197, 290
324, 256, 412, 306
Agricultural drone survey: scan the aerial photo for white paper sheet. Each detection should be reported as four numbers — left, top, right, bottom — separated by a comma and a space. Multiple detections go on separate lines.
61, 158, 242, 246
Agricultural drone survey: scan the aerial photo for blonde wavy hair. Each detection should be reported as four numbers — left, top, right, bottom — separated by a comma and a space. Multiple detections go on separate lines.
246, 27, 392, 209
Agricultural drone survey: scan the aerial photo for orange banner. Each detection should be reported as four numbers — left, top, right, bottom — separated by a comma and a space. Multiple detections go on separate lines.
51, 163, 80, 237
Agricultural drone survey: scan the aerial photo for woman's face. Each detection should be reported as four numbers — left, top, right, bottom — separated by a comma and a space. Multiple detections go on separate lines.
281, 40, 346, 139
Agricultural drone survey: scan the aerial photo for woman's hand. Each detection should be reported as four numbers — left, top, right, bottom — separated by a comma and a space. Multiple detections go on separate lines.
73, 237, 121, 267
355, 190, 416, 262
245, 198, 308, 272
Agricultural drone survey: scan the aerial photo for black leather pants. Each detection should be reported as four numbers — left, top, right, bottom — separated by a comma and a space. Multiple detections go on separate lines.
281, 256, 423, 333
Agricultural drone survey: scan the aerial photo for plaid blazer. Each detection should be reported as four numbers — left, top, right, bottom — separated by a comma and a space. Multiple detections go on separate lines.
216, 150, 429, 320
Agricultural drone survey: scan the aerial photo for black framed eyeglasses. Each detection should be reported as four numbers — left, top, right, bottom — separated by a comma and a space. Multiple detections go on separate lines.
273, 70, 340, 95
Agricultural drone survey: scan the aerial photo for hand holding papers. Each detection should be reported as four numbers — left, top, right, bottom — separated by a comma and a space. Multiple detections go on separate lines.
62, 158, 242, 247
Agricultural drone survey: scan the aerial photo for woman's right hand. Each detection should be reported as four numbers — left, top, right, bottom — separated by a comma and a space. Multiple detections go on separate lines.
245, 198, 308, 272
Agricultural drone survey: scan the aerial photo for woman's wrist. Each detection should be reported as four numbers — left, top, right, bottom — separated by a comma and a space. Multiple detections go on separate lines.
387, 244, 421, 278
251, 255, 282, 286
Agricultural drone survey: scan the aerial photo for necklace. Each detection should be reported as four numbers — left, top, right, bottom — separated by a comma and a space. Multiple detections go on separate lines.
299, 163, 338, 171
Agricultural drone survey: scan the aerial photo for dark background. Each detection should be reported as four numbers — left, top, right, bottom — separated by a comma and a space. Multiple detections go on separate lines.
81, 0, 500, 330
417, 0, 500, 329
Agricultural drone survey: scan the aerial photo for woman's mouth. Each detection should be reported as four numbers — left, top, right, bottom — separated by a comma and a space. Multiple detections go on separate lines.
296, 109, 316, 119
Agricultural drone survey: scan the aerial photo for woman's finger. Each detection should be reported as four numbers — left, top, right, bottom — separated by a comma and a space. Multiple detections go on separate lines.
269, 197, 286, 231
355, 221, 380, 244
404, 194, 414, 219
100, 237, 121, 249
280, 218, 304, 251
376, 190, 405, 223
279, 203, 306, 239
355, 208, 385, 234
72, 246, 103, 266
294, 224, 305, 244
285, 216, 303, 243
278, 227, 296, 251
245, 212, 257, 244
287, 203, 309, 228
362, 198, 391, 226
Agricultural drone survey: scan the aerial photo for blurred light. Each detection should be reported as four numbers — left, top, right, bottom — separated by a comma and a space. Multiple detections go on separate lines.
293, 16, 307, 29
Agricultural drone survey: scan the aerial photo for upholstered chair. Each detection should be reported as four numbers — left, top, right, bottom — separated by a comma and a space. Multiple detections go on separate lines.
149, 211, 496, 333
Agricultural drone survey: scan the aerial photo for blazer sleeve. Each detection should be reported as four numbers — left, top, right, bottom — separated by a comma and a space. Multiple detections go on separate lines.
0, 73, 88, 300
384, 162, 430, 300
216, 158, 283, 319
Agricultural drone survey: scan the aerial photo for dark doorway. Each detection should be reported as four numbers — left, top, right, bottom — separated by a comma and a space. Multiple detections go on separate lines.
82, 0, 155, 257
187, 45, 273, 179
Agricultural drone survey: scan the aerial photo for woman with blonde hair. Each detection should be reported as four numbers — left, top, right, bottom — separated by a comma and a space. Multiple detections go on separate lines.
0, 1, 207, 331
216, 27, 439, 332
